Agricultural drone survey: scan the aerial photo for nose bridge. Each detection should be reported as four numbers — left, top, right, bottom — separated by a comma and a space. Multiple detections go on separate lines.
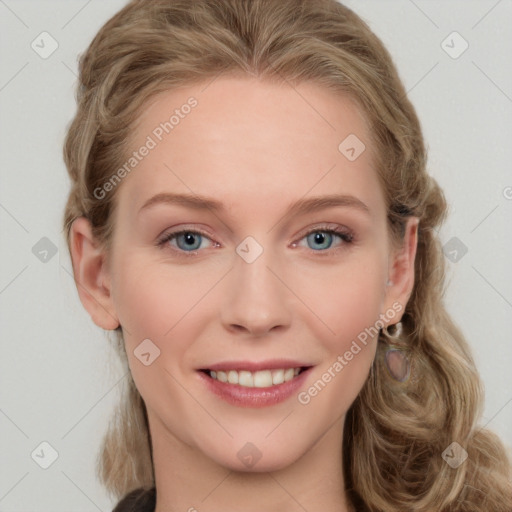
220, 236, 291, 335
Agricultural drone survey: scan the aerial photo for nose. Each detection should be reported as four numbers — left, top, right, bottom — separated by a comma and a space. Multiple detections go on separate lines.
220, 244, 292, 337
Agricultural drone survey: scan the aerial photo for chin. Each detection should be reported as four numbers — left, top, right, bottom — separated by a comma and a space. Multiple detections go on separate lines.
204, 440, 305, 474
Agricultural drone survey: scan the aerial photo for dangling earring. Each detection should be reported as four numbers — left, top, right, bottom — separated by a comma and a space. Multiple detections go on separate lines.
382, 321, 402, 339
381, 322, 411, 382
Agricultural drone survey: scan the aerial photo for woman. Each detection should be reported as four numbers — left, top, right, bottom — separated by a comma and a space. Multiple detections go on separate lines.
62, 0, 512, 510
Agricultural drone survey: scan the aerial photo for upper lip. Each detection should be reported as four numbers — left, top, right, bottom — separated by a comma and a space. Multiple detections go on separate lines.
199, 359, 313, 372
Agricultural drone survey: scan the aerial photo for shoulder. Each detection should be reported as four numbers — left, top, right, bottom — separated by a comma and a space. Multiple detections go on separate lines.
112, 487, 156, 512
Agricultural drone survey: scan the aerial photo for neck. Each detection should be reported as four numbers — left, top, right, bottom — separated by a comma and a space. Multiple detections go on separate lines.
150, 413, 353, 512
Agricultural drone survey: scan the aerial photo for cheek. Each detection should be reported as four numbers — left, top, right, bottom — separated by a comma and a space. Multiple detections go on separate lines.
111, 257, 212, 423
112, 255, 218, 342
293, 253, 387, 347
291, 253, 386, 407
296, 270, 383, 415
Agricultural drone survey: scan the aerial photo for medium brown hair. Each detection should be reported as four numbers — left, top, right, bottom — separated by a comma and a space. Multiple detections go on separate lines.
62, 1, 512, 510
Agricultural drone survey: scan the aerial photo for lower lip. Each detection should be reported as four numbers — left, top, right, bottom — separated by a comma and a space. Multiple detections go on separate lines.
197, 368, 313, 408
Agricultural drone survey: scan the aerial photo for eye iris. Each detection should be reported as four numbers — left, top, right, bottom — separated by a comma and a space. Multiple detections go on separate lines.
170, 230, 342, 252
177, 232, 201, 251
308, 231, 332, 250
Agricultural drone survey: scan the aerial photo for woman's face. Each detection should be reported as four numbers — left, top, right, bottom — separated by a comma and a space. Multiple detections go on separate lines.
97, 77, 415, 472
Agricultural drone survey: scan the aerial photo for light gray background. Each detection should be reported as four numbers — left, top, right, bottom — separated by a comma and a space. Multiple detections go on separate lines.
1, 1, 511, 510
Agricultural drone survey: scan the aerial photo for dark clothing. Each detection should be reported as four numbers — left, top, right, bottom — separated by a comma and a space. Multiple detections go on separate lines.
112, 487, 156, 512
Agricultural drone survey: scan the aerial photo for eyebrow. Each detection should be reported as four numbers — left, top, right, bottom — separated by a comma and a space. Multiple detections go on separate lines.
138, 192, 370, 217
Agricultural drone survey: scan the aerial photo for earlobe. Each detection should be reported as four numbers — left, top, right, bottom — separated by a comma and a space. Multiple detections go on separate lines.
383, 217, 419, 323
69, 216, 120, 330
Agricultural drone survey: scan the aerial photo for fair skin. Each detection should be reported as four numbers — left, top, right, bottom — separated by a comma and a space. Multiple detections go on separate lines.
70, 77, 418, 512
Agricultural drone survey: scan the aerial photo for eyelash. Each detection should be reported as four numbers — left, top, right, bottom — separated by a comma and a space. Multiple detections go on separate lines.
156, 225, 354, 258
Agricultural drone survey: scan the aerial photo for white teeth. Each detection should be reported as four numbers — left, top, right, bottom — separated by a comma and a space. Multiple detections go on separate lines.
272, 369, 284, 385
284, 368, 295, 381
253, 370, 272, 387
238, 371, 253, 387
208, 367, 302, 387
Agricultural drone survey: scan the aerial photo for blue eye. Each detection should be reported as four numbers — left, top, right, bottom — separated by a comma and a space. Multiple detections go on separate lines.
176, 232, 203, 251
306, 231, 334, 250
158, 230, 214, 253
157, 225, 354, 257
301, 228, 353, 251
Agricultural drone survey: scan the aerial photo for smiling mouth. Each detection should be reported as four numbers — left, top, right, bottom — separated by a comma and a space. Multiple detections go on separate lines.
199, 367, 310, 388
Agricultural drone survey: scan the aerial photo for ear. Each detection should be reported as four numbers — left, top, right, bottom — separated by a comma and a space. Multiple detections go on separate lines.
382, 217, 419, 325
69, 216, 120, 330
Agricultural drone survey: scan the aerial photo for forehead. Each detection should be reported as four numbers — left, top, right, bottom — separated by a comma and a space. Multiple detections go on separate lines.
117, 76, 385, 221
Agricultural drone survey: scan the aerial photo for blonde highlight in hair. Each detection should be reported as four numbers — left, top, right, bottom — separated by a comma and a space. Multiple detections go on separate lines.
63, 0, 512, 509
95, 331, 155, 497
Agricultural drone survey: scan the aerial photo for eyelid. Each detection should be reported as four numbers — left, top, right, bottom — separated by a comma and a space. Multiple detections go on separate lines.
294, 222, 353, 240
156, 226, 218, 253
156, 222, 355, 256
